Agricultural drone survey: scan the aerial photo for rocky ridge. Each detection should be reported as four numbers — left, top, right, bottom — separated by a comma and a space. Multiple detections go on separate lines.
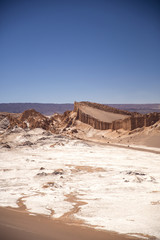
74, 101, 160, 131
0, 101, 160, 149
0, 109, 77, 134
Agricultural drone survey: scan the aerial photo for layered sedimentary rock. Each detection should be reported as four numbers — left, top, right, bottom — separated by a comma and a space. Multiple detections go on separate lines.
74, 101, 160, 131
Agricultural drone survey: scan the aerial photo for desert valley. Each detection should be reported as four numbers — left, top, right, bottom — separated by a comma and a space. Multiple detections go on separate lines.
0, 101, 160, 240
1, 0, 159, 239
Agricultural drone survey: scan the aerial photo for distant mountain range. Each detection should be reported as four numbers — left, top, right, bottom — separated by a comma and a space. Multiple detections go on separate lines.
0, 103, 160, 115
0, 103, 74, 115
109, 104, 160, 114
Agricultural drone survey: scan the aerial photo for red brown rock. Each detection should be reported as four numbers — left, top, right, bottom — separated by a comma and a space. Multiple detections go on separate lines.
8, 109, 53, 131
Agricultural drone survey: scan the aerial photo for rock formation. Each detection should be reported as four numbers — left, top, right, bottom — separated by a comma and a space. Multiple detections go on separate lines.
8, 109, 54, 131
1, 102, 160, 133
74, 101, 160, 131
4, 109, 76, 133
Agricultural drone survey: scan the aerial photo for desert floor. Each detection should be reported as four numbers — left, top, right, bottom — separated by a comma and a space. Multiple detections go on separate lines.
0, 127, 160, 239
0, 207, 142, 240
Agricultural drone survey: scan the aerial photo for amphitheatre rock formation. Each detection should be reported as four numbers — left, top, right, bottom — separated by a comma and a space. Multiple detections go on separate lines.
0, 101, 160, 134
74, 101, 160, 131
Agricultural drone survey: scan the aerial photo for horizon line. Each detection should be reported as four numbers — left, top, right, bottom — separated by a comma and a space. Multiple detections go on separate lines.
0, 102, 160, 105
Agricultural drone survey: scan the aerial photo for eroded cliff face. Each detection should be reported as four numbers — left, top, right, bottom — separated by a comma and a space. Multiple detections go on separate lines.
6, 109, 77, 133
1, 102, 160, 133
8, 109, 54, 130
130, 113, 160, 130
74, 101, 160, 131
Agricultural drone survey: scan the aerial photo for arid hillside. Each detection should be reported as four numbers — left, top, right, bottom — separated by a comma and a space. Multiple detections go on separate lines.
0, 103, 74, 115
0, 103, 160, 115
79, 105, 128, 122
74, 101, 160, 131
0, 101, 160, 149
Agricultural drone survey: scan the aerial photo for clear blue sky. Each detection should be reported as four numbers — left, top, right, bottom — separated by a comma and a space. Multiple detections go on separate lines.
0, 0, 160, 103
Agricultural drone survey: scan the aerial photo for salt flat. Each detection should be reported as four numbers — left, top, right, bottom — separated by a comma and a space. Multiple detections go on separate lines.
0, 128, 160, 239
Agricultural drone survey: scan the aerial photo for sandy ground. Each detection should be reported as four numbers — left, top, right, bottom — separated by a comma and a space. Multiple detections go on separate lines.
73, 120, 160, 150
0, 127, 160, 239
0, 207, 142, 240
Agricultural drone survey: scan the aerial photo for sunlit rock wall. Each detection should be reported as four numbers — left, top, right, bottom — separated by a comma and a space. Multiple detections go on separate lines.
74, 101, 160, 131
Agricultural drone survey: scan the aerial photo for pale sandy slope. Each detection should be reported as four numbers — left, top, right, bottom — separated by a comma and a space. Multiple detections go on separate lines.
72, 120, 160, 149
80, 105, 128, 122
